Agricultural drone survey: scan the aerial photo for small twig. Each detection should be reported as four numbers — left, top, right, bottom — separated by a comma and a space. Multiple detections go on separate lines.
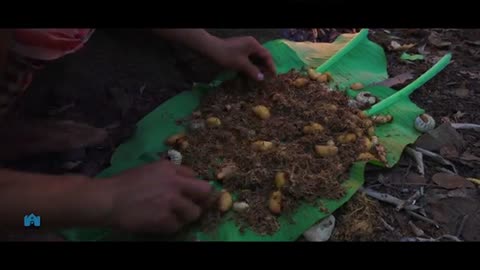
415, 147, 458, 174
436, 167, 456, 175
437, 234, 463, 242
403, 159, 412, 190
377, 174, 397, 189
404, 159, 412, 177
406, 189, 422, 205
365, 183, 382, 189
360, 188, 420, 211
407, 235, 463, 242
451, 123, 480, 130
415, 237, 437, 242
418, 208, 428, 218
380, 218, 395, 232
289, 165, 297, 186
407, 210, 440, 229
360, 187, 404, 209
408, 221, 425, 237
405, 147, 425, 175
456, 214, 469, 238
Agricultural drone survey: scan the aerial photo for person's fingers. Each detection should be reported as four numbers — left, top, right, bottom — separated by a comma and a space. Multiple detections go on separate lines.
255, 47, 276, 75
178, 176, 213, 202
239, 58, 264, 81
172, 197, 202, 223
176, 165, 197, 178
242, 37, 276, 76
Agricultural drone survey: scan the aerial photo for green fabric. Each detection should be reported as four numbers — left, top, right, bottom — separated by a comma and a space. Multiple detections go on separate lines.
61, 29, 450, 241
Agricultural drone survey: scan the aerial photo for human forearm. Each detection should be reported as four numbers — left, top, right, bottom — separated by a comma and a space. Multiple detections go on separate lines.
152, 29, 276, 81
0, 169, 111, 231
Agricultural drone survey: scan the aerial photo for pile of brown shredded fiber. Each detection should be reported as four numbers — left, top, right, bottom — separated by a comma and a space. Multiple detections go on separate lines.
166, 70, 389, 235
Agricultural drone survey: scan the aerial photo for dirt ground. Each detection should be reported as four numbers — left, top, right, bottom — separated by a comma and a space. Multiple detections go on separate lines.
2, 29, 479, 241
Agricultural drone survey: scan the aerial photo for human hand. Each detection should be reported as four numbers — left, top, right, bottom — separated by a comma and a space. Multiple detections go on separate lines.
208, 36, 276, 81
101, 160, 212, 234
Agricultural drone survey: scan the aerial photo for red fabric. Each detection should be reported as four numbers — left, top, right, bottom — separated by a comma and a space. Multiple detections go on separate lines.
14, 29, 93, 53
6, 29, 95, 92
11, 29, 94, 61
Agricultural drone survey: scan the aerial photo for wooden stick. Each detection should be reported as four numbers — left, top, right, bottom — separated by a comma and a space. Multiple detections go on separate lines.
451, 123, 480, 130
456, 215, 469, 238
407, 210, 440, 229
408, 221, 425, 237
415, 147, 457, 174
438, 234, 462, 242
360, 188, 420, 211
380, 218, 395, 232
405, 147, 425, 175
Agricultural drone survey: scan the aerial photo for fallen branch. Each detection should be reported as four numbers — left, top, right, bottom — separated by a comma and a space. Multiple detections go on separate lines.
405, 147, 425, 175
415, 147, 458, 174
407, 210, 440, 229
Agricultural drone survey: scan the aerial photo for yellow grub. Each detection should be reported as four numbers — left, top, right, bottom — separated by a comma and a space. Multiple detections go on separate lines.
252, 105, 271, 120
206, 117, 222, 127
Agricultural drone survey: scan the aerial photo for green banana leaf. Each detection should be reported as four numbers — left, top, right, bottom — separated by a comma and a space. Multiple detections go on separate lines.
61, 29, 450, 241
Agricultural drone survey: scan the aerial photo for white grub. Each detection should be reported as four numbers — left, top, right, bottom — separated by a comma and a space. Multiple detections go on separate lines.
355, 91, 377, 106
233, 202, 250, 212
167, 149, 182, 165
415, 114, 436, 132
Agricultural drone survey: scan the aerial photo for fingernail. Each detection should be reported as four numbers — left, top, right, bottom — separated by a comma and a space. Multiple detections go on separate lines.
257, 73, 265, 81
